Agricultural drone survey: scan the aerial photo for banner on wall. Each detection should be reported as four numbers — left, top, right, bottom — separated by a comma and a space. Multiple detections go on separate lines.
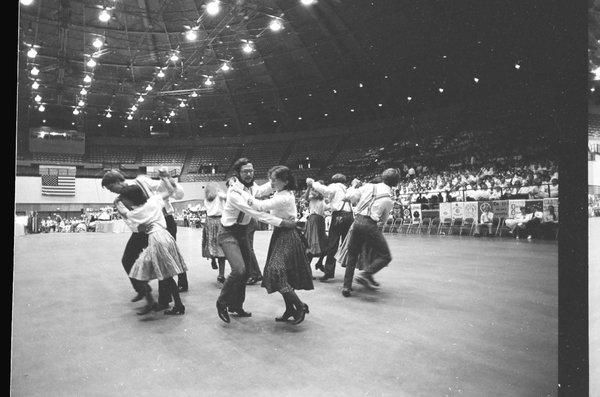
410, 204, 422, 222
478, 201, 492, 223
439, 202, 452, 220
491, 200, 509, 219
463, 201, 478, 220
525, 199, 543, 213
451, 202, 464, 219
402, 206, 412, 220
508, 200, 526, 219
543, 198, 559, 221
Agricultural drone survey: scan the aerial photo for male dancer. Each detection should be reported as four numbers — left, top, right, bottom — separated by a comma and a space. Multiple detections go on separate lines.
216, 158, 297, 323
340, 168, 399, 297
306, 174, 353, 281
102, 168, 187, 314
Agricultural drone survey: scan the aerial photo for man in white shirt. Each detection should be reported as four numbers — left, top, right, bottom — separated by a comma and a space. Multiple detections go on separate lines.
215, 158, 297, 323
102, 169, 187, 312
307, 174, 353, 281
339, 168, 400, 296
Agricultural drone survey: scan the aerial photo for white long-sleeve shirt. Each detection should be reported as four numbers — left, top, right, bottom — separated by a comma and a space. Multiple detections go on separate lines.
251, 190, 297, 221
220, 180, 283, 227
204, 192, 226, 217
311, 181, 348, 212
345, 183, 393, 225
129, 175, 184, 215
120, 195, 167, 231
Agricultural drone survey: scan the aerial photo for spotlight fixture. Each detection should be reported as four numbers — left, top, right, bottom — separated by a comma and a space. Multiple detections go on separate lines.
170, 53, 180, 62
515, 63, 520, 69
474, 77, 479, 83
145, 84, 153, 91
86, 58, 97, 68
206, 0, 220, 16
157, 70, 165, 78
204, 77, 214, 86
179, 101, 186, 108
127, 114, 133, 120
300, 0, 316, 5
34, 94, 42, 102
190, 91, 198, 97
105, 112, 112, 118
220, 62, 231, 72
185, 28, 198, 41
38, 104, 45, 112
20, 0, 34, 6
73, 108, 79, 115
137, 96, 144, 102
438, 88, 444, 93
83, 75, 92, 83
80, 88, 88, 95
407, 96, 412, 101
92, 38, 103, 49
27, 48, 37, 58
31, 81, 39, 89
30, 66, 39, 76
170, 110, 176, 117
78, 100, 85, 107
242, 42, 254, 54
99, 9, 111, 23
165, 119, 171, 124
131, 105, 137, 111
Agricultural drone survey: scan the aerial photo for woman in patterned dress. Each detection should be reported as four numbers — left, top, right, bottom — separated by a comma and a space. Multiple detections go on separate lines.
248, 166, 313, 325
202, 183, 227, 283
117, 180, 188, 316
301, 185, 328, 273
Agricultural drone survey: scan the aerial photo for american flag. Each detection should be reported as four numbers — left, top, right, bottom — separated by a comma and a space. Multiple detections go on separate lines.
41, 174, 76, 196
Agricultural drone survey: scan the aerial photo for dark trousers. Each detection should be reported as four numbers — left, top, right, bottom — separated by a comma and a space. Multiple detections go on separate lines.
246, 219, 262, 279
217, 224, 252, 310
122, 232, 151, 294
324, 211, 354, 277
157, 215, 188, 305
343, 215, 392, 289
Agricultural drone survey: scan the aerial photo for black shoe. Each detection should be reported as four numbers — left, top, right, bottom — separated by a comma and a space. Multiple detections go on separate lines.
342, 288, 351, 297
229, 307, 252, 317
164, 305, 185, 315
315, 263, 325, 272
136, 303, 155, 315
178, 286, 188, 293
217, 276, 225, 283
211, 261, 218, 270
319, 274, 333, 282
153, 303, 171, 312
131, 292, 145, 302
275, 309, 294, 322
290, 305, 306, 325
246, 277, 258, 285
216, 301, 230, 323
355, 273, 379, 290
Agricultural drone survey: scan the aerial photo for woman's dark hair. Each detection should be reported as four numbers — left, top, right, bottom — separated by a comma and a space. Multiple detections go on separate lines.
331, 173, 347, 184
119, 185, 148, 207
268, 165, 297, 190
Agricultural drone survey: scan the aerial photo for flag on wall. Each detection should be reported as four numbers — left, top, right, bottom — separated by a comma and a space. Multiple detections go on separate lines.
40, 165, 76, 196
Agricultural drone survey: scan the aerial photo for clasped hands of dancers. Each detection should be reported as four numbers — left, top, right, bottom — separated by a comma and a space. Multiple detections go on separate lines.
103, 162, 400, 325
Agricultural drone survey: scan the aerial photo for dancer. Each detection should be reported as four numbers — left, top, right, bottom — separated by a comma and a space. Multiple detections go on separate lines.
301, 185, 328, 272
117, 182, 187, 315
215, 158, 297, 323
102, 169, 186, 311
341, 168, 399, 297
248, 166, 313, 324
306, 174, 353, 281
202, 183, 227, 283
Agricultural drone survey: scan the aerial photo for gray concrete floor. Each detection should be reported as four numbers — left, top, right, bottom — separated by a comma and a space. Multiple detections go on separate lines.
11, 228, 557, 396
590, 218, 600, 397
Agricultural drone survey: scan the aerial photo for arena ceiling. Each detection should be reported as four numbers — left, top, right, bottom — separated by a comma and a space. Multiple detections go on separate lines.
17, 0, 568, 139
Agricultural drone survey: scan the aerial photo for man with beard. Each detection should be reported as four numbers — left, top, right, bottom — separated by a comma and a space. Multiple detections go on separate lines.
101, 168, 188, 314
215, 158, 297, 323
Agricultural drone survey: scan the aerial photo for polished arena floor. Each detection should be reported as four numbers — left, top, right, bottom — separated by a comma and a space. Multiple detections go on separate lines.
11, 227, 558, 396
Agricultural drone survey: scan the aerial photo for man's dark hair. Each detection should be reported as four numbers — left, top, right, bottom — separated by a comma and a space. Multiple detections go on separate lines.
268, 165, 297, 190
101, 170, 125, 188
233, 158, 251, 174
381, 168, 400, 187
119, 185, 148, 207
331, 173, 346, 184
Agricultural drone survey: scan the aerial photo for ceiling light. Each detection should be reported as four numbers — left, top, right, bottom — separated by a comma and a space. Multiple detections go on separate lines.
204, 77, 214, 86
438, 88, 444, 93
166, 119, 171, 124
131, 105, 137, 111
179, 101, 186, 108
157, 70, 165, 78
324, 113, 328, 117
38, 104, 45, 112
593, 66, 600, 81
80, 88, 87, 95
97, 124, 101, 127
273, 120, 277, 123
170, 53, 179, 62
170, 110, 176, 117
474, 77, 479, 83
83, 75, 92, 83
185, 29, 198, 41
137, 96, 144, 102
269, 19, 283, 32
298, 116, 302, 120
30, 66, 39, 76
350, 108, 355, 112
99, 9, 111, 23
20, 0, 34, 6
92, 38, 103, 49
27, 48, 37, 58
332, 89, 337, 94
31, 81, 39, 89
248, 122, 252, 126
358, 82, 363, 88
300, 0, 316, 5
190, 91, 198, 97
127, 114, 133, 120
145, 84, 153, 91
86, 58, 97, 68
78, 100, 85, 107
378, 103, 383, 107
34, 94, 42, 102
206, 1, 220, 16
220, 62, 231, 72
105, 112, 112, 118
515, 63, 520, 69
242, 42, 254, 54
407, 96, 412, 101
73, 108, 79, 115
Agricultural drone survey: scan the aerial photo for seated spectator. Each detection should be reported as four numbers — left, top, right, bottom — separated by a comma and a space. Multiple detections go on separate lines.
474, 205, 495, 236
489, 186, 503, 200
505, 206, 527, 236
548, 178, 559, 198
529, 185, 549, 199
519, 207, 543, 240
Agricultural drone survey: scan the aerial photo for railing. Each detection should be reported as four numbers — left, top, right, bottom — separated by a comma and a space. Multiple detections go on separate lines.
395, 183, 556, 203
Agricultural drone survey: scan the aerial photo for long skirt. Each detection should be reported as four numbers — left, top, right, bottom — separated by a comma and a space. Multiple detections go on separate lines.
304, 214, 328, 256
129, 224, 188, 281
261, 227, 314, 294
336, 222, 373, 270
202, 216, 225, 258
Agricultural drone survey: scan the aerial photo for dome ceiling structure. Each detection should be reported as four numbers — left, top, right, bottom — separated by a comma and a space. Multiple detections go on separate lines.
17, 0, 567, 139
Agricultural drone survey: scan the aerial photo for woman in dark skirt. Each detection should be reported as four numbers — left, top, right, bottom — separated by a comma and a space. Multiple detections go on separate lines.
248, 166, 313, 325
202, 183, 227, 283
302, 186, 328, 272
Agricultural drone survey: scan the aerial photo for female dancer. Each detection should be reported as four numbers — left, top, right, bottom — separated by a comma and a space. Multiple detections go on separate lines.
202, 183, 227, 283
302, 185, 328, 273
248, 166, 313, 324
117, 180, 188, 315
